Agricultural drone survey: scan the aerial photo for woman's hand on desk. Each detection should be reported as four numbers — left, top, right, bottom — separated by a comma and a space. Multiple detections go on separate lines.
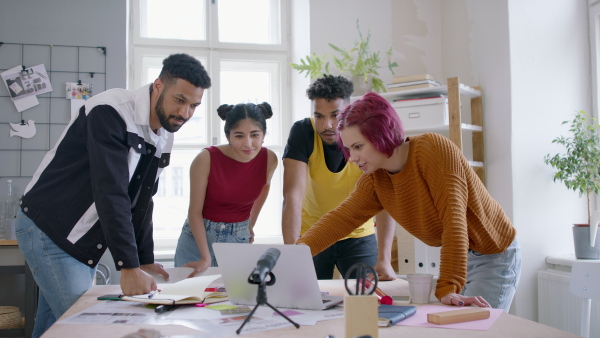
182, 258, 211, 278
120, 267, 157, 296
374, 260, 397, 281
441, 293, 491, 308
141, 263, 170, 282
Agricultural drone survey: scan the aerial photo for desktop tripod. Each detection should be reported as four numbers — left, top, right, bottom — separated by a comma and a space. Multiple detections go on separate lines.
236, 271, 300, 334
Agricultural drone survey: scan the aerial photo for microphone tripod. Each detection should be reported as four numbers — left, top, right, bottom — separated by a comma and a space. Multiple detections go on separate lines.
236, 271, 300, 334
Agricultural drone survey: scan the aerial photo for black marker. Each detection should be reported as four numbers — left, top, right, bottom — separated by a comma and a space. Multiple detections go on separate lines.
155, 304, 176, 314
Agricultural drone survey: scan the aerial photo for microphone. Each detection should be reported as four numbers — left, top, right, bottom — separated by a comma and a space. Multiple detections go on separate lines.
249, 248, 281, 283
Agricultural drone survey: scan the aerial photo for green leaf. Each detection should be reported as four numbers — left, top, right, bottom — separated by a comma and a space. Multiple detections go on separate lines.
290, 19, 398, 81
544, 110, 600, 222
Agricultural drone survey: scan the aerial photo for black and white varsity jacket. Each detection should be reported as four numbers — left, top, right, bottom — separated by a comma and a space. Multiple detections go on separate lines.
21, 84, 173, 270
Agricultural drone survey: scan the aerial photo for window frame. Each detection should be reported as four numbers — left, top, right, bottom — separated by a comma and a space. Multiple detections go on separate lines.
129, 0, 290, 252
131, 0, 289, 52
589, 0, 600, 211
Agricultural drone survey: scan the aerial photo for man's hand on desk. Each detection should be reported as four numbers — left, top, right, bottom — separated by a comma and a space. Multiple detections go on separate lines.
375, 260, 397, 281
120, 267, 158, 296
182, 258, 211, 278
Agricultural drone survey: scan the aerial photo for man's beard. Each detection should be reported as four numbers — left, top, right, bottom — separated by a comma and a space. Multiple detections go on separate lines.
155, 93, 187, 133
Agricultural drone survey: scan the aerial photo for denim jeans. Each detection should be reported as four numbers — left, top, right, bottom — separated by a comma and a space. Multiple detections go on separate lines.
15, 210, 96, 338
462, 238, 521, 312
312, 234, 378, 279
174, 218, 251, 267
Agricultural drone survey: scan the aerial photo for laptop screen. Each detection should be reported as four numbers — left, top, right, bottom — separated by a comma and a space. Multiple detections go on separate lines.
213, 243, 340, 310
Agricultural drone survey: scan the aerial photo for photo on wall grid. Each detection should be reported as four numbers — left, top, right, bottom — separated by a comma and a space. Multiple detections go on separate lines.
1, 64, 53, 101
66, 82, 92, 100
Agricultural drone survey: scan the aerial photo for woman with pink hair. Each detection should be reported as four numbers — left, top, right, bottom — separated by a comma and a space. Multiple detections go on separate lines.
297, 92, 521, 312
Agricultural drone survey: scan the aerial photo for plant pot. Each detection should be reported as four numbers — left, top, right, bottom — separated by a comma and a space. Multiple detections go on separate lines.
351, 75, 373, 97
573, 224, 600, 259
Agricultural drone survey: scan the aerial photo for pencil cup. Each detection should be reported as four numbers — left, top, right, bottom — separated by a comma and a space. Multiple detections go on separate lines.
344, 294, 379, 338
406, 273, 433, 304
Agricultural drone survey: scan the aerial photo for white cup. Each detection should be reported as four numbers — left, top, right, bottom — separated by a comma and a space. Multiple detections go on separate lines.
406, 273, 433, 304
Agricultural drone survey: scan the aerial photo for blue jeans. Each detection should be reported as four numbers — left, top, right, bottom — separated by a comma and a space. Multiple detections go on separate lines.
462, 238, 521, 312
174, 218, 251, 267
312, 234, 378, 280
15, 210, 96, 338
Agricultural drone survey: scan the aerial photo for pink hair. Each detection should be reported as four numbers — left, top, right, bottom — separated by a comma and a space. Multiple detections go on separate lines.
336, 92, 405, 159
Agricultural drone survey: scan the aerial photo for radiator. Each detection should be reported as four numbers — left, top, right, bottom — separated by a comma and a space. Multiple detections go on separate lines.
538, 269, 600, 337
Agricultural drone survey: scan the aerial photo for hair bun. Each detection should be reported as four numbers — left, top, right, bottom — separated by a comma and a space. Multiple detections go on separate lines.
217, 104, 234, 121
256, 102, 273, 119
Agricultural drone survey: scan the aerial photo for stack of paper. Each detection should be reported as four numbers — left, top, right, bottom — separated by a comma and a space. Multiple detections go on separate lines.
387, 74, 440, 92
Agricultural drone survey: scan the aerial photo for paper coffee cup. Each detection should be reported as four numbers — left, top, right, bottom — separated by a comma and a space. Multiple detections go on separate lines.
406, 273, 433, 304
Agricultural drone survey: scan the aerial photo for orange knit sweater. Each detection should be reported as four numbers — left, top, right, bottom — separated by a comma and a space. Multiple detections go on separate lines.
297, 133, 516, 300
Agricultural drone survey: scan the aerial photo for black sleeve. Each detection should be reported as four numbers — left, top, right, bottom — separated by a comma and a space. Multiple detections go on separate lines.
282, 118, 314, 164
135, 176, 161, 266
86, 105, 140, 269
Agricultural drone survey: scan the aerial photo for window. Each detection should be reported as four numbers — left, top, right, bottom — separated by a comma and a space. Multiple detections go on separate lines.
131, 0, 289, 251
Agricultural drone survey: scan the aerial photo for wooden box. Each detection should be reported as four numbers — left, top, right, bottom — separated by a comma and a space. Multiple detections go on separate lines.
427, 308, 490, 325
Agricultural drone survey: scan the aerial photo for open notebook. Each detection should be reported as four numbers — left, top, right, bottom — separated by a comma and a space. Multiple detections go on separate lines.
213, 243, 342, 310
121, 274, 227, 305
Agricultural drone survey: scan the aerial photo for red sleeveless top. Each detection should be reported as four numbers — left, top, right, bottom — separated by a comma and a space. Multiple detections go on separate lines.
202, 146, 268, 222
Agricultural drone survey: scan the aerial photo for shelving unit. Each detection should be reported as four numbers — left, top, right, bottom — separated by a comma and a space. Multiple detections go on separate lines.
379, 77, 485, 184
0, 241, 37, 338
375, 77, 485, 276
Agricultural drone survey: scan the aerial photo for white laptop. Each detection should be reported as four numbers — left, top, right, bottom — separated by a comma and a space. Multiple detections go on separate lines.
212, 243, 343, 310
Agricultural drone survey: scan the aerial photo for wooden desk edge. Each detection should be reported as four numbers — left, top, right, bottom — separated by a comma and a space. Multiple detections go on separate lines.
0, 240, 18, 246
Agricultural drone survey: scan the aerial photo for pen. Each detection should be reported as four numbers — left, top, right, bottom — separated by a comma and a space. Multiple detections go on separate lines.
148, 290, 160, 299
362, 279, 393, 305
155, 304, 176, 313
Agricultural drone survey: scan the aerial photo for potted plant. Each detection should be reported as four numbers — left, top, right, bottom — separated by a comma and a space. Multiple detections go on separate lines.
544, 110, 600, 259
290, 20, 398, 95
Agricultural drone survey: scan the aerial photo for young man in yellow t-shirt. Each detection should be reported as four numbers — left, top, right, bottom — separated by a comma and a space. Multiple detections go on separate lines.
282, 75, 396, 280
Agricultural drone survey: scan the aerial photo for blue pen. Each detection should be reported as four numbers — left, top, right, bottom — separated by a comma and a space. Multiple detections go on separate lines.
148, 290, 160, 299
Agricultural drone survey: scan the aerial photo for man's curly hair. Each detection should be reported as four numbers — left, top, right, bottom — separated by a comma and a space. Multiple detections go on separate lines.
159, 53, 212, 89
306, 75, 354, 102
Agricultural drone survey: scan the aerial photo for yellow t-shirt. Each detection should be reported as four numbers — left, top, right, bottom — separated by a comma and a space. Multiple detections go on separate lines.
300, 118, 375, 239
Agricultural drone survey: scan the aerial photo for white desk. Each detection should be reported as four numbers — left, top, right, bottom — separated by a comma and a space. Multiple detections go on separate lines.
42, 273, 577, 338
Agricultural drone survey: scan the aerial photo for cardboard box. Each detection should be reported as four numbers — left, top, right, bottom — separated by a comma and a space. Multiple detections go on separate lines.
427, 308, 490, 325
392, 97, 448, 132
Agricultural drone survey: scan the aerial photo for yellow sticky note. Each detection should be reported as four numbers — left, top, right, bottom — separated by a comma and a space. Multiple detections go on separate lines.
206, 304, 238, 311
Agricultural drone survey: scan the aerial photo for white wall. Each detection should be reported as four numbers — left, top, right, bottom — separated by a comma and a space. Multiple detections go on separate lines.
392, 0, 442, 79
0, 0, 127, 199
305, 0, 592, 323
308, 0, 394, 82
508, 0, 591, 321
290, 0, 311, 123
0, 0, 127, 310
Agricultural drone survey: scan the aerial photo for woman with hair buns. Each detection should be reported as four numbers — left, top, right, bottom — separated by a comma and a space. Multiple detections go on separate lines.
174, 102, 278, 277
